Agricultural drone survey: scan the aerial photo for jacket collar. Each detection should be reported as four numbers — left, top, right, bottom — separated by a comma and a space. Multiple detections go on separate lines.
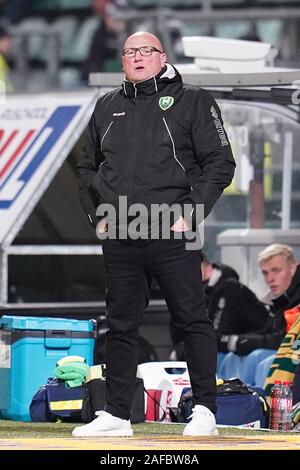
122, 64, 181, 98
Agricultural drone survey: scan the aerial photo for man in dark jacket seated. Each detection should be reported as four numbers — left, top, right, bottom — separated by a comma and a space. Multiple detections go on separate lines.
170, 252, 269, 356
226, 244, 300, 356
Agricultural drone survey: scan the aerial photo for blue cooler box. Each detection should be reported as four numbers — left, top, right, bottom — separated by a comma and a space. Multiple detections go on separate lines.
0, 316, 95, 421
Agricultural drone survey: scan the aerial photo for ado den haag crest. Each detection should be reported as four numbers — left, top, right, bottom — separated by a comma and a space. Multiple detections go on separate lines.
159, 96, 174, 111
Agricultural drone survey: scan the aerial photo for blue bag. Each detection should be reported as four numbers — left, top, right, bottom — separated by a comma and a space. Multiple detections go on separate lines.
29, 383, 55, 422
30, 378, 84, 422
177, 379, 268, 428
216, 393, 268, 428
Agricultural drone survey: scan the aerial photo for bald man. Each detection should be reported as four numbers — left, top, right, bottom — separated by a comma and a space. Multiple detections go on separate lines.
74, 32, 235, 437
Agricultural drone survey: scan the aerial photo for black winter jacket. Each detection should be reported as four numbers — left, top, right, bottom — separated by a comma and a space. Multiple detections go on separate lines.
233, 265, 300, 355
206, 264, 269, 353
170, 263, 269, 352
78, 64, 235, 230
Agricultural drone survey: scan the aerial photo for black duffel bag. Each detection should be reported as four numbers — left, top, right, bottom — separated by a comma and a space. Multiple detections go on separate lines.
81, 377, 145, 424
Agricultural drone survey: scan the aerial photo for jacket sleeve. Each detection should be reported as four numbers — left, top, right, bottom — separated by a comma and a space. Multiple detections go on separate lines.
233, 329, 285, 356
189, 90, 236, 222
78, 106, 104, 227
221, 310, 286, 355
213, 282, 269, 353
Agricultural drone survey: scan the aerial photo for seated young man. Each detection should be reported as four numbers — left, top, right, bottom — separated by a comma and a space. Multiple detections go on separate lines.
225, 244, 300, 356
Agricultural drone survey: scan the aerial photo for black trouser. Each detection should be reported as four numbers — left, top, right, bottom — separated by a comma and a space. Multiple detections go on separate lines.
102, 236, 217, 420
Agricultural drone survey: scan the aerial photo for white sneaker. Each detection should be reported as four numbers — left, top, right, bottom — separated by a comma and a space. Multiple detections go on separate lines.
183, 405, 218, 436
72, 410, 133, 437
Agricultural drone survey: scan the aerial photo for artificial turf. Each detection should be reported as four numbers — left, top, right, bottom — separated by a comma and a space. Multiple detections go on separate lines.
0, 419, 296, 438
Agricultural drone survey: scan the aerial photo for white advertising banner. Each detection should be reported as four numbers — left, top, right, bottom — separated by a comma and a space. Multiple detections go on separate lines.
0, 90, 98, 245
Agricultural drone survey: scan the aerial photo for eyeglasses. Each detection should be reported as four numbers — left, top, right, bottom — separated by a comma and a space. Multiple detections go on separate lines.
123, 46, 163, 58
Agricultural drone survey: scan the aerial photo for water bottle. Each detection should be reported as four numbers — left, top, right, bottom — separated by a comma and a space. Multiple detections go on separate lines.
280, 381, 293, 431
269, 380, 282, 430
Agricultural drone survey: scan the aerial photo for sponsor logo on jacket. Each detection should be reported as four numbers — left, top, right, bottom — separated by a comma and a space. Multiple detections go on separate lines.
210, 106, 229, 147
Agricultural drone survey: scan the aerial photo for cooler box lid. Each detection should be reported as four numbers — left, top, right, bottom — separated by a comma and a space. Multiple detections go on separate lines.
0, 315, 94, 332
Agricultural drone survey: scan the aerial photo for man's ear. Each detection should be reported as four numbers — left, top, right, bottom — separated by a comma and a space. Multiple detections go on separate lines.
160, 53, 167, 68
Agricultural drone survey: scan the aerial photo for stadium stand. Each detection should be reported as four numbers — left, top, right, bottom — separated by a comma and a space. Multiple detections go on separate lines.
1, 0, 299, 90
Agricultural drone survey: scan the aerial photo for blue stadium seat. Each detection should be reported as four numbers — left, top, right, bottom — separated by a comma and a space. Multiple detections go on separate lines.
256, 20, 283, 48
52, 16, 79, 61
216, 352, 227, 376
69, 16, 99, 62
17, 18, 49, 62
59, 67, 81, 88
181, 23, 210, 37
217, 349, 276, 385
215, 21, 251, 39
254, 354, 275, 388
242, 349, 276, 386
217, 352, 247, 381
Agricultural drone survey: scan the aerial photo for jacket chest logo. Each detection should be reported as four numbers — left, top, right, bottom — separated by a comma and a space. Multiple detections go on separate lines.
159, 96, 174, 111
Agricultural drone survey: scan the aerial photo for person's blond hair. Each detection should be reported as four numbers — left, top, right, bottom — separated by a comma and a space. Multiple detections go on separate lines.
258, 243, 296, 265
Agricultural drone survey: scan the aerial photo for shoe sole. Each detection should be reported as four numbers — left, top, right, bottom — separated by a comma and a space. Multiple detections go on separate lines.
183, 428, 219, 437
72, 429, 133, 438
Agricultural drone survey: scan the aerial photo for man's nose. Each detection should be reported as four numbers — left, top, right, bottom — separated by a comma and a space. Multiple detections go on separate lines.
266, 273, 275, 284
134, 50, 143, 60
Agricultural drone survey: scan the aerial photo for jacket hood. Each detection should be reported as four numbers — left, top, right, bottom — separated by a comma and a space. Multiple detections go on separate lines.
205, 263, 239, 289
122, 63, 182, 98
214, 263, 240, 282
273, 264, 300, 310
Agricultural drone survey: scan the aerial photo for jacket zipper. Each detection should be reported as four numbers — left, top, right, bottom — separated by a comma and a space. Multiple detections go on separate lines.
126, 85, 139, 203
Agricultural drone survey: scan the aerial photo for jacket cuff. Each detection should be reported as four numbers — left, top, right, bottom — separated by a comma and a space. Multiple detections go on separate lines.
220, 334, 237, 353
180, 197, 198, 231
86, 211, 99, 228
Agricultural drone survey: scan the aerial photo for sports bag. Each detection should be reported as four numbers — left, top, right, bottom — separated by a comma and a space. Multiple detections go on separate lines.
81, 377, 145, 424
30, 378, 84, 422
177, 378, 269, 428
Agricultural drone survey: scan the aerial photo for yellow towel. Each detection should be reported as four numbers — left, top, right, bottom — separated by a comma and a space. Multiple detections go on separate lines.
85, 364, 106, 383
56, 356, 86, 367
